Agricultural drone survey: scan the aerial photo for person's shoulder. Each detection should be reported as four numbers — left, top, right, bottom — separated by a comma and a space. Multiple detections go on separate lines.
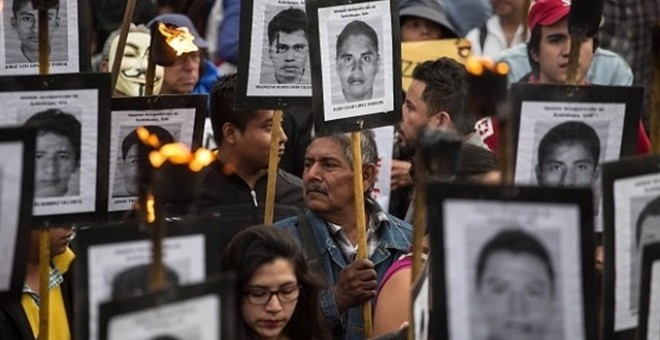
496, 42, 528, 61
274, 214, 302, 234
277, 168, 303, 187
386, 213, 413, 234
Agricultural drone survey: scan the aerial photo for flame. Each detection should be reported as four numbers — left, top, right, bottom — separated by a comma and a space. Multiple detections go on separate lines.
158, 23, 199, 56
189, 148, 214, 172
465, 57, 509, 76
146, 193, 156, 223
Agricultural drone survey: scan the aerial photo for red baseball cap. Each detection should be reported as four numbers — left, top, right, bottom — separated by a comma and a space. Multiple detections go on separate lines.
528, 0, 571, 31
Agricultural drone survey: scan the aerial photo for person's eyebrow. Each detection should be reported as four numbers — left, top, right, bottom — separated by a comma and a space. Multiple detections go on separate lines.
249, 281, 297, 289
125, 42, 141, 51
546, 33, 568, 40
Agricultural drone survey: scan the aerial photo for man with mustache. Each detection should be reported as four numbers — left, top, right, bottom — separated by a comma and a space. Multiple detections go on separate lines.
276, 131, 413, 339
196, 73, 304, 228
335, 20, 381, 103
8, 0, 62, 64
263, 8, 309, 85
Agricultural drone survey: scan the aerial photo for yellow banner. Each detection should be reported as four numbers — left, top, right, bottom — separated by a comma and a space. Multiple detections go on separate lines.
401, 39, 472, 92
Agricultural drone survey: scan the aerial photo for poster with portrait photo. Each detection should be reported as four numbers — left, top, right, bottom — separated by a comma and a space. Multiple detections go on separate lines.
510, 84, 642, 232
637, 244, 660, 340
601, 155, 660, 339
98, 277, 237, 340
0, 0, 91, 75
427, 183, 597, 340
0, 127, 35, 301
235, 0, 311, 110
108, 95, 206, 214
0, 73, 110, 224
73, 217, 227, 340
307, 0, 401, 134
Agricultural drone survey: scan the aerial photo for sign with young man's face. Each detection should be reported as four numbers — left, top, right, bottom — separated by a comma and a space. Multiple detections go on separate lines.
601, 155, 660, 339
427, 184, 597, 340
511, 84, 642, 232
0, 74, 110, 223
306, 0, 402, 134
0, 0, 86, 75
235, 0, 311, 109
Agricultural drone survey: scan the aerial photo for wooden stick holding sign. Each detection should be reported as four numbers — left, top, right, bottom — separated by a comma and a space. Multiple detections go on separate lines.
565, 0, 603, 84
110, 0, 138, 91
264, 110, 284, 225
652, 24, 660, 154
350, 129, 372, 338
36, 0, 56, 337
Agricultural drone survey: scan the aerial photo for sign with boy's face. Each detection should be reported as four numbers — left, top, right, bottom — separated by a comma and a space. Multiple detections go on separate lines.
0, 0, 87, 75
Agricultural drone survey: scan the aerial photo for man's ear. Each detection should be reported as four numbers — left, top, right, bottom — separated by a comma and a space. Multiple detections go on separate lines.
55, 16, 60, 27
531, 49, 540, 63
222, 122, 236, 145
428, 111, 452, 129
593, 164, 601, 181
535, 164, 542, 183
361, 163, 378, 193
10, 17, 17, 29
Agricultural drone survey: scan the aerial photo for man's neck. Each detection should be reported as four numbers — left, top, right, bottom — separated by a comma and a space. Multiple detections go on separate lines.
217, 149, 266, 189
319, 205, 371, 237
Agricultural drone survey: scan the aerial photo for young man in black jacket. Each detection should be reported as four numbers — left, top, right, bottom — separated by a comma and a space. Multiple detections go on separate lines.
195, 73, 305, 227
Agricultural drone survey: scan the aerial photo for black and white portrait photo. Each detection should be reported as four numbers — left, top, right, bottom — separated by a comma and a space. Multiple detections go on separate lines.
243, 0, 311, 98
436, 196, 590, 340
0, 141, 24, 293
108, 102, 200, 213
640, 256, 660, 340
105, 294, 220, 340
85, 234, 206, 340
0, 0, 80, 74
610, 172, 660, 332
317, 0, 394, 121
0, 88, 100, 216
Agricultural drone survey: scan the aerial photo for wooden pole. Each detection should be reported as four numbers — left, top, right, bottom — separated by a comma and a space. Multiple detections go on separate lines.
565, 38, 582, 85
148, 193, 165, 292
110, 0, 138, 91
408, 154, 426, 340
37, 5, 50, 339
350, 131, 372, 338
37, 230, 50, 340
264, 110, 283, 225
144, 56, 156, 96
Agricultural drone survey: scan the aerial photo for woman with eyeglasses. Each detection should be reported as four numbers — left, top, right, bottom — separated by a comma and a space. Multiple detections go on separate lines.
221, 225, 330, 340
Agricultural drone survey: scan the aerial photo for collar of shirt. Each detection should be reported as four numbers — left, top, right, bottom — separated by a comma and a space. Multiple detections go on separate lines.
325, 198, 391, 261
22, 264, 64, 307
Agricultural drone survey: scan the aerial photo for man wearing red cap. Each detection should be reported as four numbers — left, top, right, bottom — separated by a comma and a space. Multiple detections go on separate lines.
522, 0, 651, 154
525, 0, 592, 85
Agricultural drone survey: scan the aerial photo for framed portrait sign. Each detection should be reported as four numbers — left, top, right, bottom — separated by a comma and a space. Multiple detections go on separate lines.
0, 126, 35, 301
0, 73, 110, 226
427, 183, 597, 340
98, 276, 237, 340
601, 155, 660, 339
107, 95, 207, 217
637, 243, 660, 340
307, 0, 402, 134
73, 216, 232, 340
510, 84, 643, 232
0, 0, 91, 75
235, 0, 312, 109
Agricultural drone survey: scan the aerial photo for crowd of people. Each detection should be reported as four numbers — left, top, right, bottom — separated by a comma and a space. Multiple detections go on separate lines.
0, 0, 657, 339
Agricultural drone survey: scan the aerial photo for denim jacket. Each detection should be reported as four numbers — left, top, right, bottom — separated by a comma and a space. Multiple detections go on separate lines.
275, 202, 413, 340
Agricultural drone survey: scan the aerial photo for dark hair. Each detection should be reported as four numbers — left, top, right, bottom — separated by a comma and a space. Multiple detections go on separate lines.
635, 196, 660, 246
527, 25, 599, 79
121, 125, 175, 160
411, 57, 474, 135
111, 264, 180, 299
537, 121, 600, 166
220, 225, 329, 340
475, 229, 556, 294
454, 144, 500, 184
268, 8, 307, 46
150, 336, 181, 340
23, 109, 81, 162
335, 20, 379, 56
12, 0, 59, 14
209, 73, 261, 147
